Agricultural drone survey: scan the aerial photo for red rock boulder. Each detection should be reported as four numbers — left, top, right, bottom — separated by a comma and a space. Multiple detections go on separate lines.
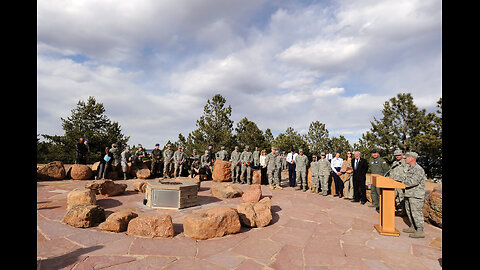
126, 215, 174, 238
70, 164, 93, 180
423, 185, 442, 228
210, 182, 243, 199
99, 211, 138, 232
62, 204, 105, 228
237, 197, 272, 228
183, 207, 241, 240
212, 160, 232, 182
66, 188, 96, 210
242, 184, 262, 203
37, 161, 66, 180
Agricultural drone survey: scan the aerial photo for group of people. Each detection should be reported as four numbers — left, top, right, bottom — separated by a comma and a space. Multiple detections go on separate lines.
76, 137, 427, 239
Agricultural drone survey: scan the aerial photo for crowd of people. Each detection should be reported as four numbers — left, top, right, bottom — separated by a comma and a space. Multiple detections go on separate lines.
74, 137, 427, 239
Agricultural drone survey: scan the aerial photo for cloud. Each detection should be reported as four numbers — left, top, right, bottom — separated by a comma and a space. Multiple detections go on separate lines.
37, 0, 442, 148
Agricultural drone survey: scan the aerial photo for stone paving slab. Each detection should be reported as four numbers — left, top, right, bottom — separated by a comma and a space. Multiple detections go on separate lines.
37, 176, 442, 269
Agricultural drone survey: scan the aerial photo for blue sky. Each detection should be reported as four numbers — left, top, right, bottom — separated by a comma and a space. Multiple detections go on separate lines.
37, 0, 442, 148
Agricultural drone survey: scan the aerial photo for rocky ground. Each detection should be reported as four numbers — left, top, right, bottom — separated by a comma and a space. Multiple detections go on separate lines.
37, 174, 442, 269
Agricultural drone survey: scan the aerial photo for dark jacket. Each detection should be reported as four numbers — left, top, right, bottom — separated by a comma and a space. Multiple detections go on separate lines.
351, 157, 368, 182
99, 152, 114, 165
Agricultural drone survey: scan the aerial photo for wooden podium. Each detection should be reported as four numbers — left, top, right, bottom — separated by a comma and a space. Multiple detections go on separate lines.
371, 174, 406, 236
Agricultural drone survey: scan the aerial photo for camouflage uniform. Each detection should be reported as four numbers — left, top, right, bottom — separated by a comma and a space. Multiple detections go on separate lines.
318, 156, 332, 195
215, 147, 229, 161
294, 151, 309, 190
201, 151, 213, 178
265, 151, 277, 187
275, 153, 282, 186
310, 157, 320, 189
389, 151, 408, 207
163, 147, 174, 178
230, 148, 241, 183
120, 149, 132, 174
240, 147, 253, 184
173, 148, 186, 177
253, 148, 260, 167
398, 152, 426, 237
109, 144, 121, 167
368, 155, 390, 208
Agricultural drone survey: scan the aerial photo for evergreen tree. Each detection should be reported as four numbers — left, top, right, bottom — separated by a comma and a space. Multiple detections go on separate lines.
234, 117, 268, 151
40, 96, 130, 163
306, 121, 330, 154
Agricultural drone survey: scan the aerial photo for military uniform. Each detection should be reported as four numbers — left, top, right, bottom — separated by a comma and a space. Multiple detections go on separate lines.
215, 148, 229, 161
253, 148, 260, 167
240, 147, 253, 184
151, 146, 162, 178
275, 153, 283, 188
173, 148, 186, 177
231, 148, 241, 183
310, 156, 320, 192
201, 151, 213, 178
109, 144, 121, 167
390, 150, 408, 209
120, 149, 132, 179
368, 153, 389, 209
318, 155, 332, 195
398, 152, 426, 238
134, 148, 146, 167
190, 158, 201, 178
163, 147, 174, 178
294, 151, 309, 191
264, 151, 277, 188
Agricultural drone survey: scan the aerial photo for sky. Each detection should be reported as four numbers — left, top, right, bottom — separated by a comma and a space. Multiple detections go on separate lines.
37, 0, 442, 148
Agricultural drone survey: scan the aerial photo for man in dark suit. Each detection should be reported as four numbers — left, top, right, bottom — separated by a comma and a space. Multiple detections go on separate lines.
351, 150, 369, 204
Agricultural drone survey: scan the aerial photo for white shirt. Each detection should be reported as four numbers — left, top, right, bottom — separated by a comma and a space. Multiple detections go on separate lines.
326, 153, 333, 161
286, 152, 298, 164
260, 155, 267, 166
331, 157, 343, 172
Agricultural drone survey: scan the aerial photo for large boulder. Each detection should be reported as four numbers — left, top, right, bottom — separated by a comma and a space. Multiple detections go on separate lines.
183, 207, 241, 240
85, 180, 127, 197
136, 168, 151, 179
242, 184, 262, 203
252, 169, 261, 184
37, 161, 66, 180
66, 188, 96, 210
237, 197, 272, 228
133, 180, 147, 193
70, 164, 93, 180
62, 204, 105, 228
99, 211, 138, 232
210, 182, 243, 199
423, 185, 442, 228
212, 160, 232, 182
126, 215, 174, 238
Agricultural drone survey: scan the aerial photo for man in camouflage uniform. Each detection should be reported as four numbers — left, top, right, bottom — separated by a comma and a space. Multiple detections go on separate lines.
368, 149, 390, 211
264, 147, 278, 189
231, 146, 241, 183
173, 146, 186, 177
253, 147, 260, 168
309, 155, 320, 193
275, 151, 283, 189
201, 150, 213, 179
389, 149, 408, 213
134, 145, 147, 167
109, 143, 121, 167
215, 146, 229, 161
294, 149, 309, 191
120, 147, 133, 180
150, 144, 162, 178
240, 145, 253, 184
318, 152, 332, 196
395, 152, 426, 238
163, 144, 174, 178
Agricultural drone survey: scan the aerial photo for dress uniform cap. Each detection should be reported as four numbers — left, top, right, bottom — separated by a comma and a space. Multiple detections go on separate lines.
393, 149, 403, 156
320, 152, 326, 156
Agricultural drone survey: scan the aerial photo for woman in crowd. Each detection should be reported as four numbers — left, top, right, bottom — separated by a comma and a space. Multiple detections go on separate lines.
340, 150, 354, 199
97, 146, 114, 180
260, 149, 268, 185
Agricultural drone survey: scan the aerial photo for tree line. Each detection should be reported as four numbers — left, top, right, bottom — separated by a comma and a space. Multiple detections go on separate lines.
37, 93, 442, 180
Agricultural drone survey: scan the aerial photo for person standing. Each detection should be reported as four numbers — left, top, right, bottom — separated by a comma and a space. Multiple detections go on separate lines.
259, 149, 268, 185
286, 148, 298, 187
75, 137, 88, 164
264, 147, 277, 189
331, 150, 344, 198
240, 145, 253, 184
215, 146, 229, 161
98, 146, 113, 180
340, 151, 354, 199
230, 146, 241, 183
351, 151, 369, 204
150, 144, 162, 178
275, 151, 283, 189
318, 152, 332, 196
326, 151, 333, 163
163, 144, 174, 178
253, 147, 260, 169
309, 155, 320, 193
368, 149, 390, 211
120, 146, 133, 180
134, 145, 146, 167
395, 152, 426, 238
294, 149, 309, 191
173, 146, 186, 177
201, 150, 213, 179
390, 149, 408, 213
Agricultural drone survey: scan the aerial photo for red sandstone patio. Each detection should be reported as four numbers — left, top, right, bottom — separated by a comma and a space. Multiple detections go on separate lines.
37, 176, 442, 269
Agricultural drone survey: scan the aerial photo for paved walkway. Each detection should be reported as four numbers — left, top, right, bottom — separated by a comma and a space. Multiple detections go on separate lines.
37, 176, 442, 269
